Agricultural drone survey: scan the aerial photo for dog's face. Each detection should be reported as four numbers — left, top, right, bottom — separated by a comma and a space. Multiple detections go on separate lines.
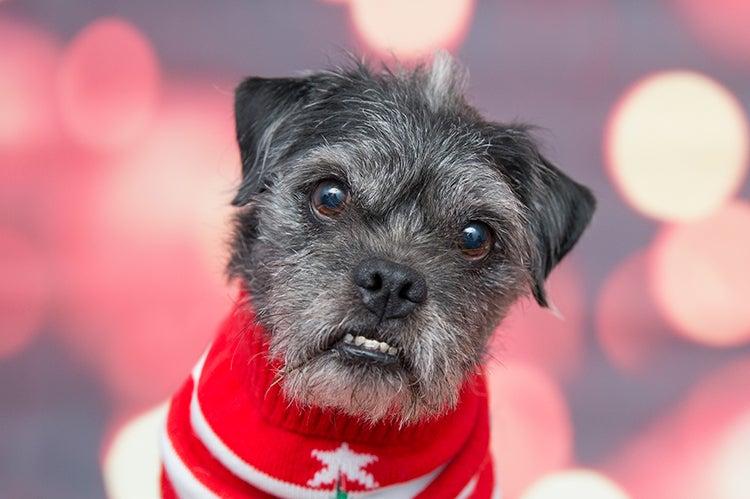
229, 56, 594, 423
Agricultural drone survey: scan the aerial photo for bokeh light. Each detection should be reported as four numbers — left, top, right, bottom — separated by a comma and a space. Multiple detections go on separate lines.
520, 469, 630, 499
488, 361, 572, 499
0, 17, 60, 151
649, 201, 750, 347
674, 0, 750, 64
348, 0, 475, 60
709, 411, 750, 499
0, 227, 48, 359
595, 251, 670, 372
609, 358, 750, 499
57, 17, 159, 150
102, 83, 236, 273
58, 216, 231, 409
54, 84, 236, 409
101, 247, 225, 407
102, 403, 166, 499
494, 260, 585, 379
605, 70, 749, 221
680, 359, 750, 499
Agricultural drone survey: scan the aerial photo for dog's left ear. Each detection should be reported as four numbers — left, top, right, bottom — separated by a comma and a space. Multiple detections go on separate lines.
488, 125, 595, 307
232, 76, 314, 206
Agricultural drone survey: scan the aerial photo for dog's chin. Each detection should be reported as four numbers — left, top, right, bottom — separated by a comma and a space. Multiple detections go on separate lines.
278, 341, 458, 425
280, 354, 410, 423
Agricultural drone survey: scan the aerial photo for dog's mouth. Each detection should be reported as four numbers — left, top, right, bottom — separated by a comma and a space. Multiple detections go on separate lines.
330, 332, 402, 367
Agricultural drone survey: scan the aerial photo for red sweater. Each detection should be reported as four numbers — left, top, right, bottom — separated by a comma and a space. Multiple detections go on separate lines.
160, 298, 497, 498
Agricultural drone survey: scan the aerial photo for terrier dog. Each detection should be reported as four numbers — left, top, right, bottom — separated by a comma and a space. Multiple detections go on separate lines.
160, 54, 595, 499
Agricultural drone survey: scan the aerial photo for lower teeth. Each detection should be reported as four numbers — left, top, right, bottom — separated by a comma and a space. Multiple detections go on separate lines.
342, 334, 398, 355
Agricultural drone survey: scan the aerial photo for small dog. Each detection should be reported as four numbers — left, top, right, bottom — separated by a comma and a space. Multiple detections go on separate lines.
160, 54, 594, 498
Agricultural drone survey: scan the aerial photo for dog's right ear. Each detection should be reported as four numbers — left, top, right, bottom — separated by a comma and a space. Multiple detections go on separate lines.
232, 77, 313, 206
485, 125, 595, 308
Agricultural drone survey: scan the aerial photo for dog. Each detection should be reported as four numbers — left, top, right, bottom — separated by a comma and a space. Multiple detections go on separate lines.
159, 53, 595, 499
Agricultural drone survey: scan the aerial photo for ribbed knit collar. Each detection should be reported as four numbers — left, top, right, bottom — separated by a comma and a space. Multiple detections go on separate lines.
215, 298, 482, 445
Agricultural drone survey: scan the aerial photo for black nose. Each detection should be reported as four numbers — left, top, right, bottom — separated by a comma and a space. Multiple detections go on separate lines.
353, 258, 428, 320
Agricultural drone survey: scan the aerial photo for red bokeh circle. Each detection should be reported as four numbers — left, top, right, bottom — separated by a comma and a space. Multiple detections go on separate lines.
649, 202, 750, 347
493, 260, 586, 379
488, 361, 573, 499
596, 250, 670, 372
57, 17, 159, 150
0, 226, 49, 359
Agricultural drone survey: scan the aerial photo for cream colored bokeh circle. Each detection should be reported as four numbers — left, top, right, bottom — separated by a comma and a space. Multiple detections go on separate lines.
520, 469, 630, 499
606, 71, 749, 221
349, 0, 474, 60
710, 412, 750, 499
103, 404, 167, 499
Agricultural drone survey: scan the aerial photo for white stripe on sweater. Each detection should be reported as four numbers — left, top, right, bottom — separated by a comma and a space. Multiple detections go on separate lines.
456, 473, 479, 499
159, 413, 217, 499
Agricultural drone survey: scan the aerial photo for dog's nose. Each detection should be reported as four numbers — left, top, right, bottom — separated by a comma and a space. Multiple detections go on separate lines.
353, 258, 427, 320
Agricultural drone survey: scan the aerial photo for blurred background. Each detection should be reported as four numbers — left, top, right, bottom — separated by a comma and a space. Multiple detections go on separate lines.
2, 1, 750, 498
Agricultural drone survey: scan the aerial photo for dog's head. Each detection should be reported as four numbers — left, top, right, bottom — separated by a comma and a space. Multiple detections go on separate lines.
229, 55, 594, 423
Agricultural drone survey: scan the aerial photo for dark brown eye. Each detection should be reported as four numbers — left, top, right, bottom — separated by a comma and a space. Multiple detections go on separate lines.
460, 222, 493, 260
311, 179, 350, 218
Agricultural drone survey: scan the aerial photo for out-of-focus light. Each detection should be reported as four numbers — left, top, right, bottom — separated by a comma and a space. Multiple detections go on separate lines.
674, 0, 750, 64
681, 360, 750, 445
57, 17, 159, 150
678, 359, 750, 498
649, 202, 750, 347
520, 469, 630, 499
0, 227, 48, 359
710, 412, 750, 499
0, 18, 60, 151
494, 260, 585, 379
488, 361, 572, 499
59, 232, 230, 408
609, 358, 750, 499
348, 0, 475, 60
102, 84, 236, 273
605, 71, 749, 221
595, 251, 669, 372
104, 246, 229, 406
56, 84, 236, 408
103, 403, 166, 499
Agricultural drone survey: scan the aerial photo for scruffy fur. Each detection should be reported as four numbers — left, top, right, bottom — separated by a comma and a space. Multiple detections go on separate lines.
228, 54, 595, 424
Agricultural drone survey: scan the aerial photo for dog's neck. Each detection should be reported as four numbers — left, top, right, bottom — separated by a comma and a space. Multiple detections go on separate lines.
160, 297, 497, 498
224, 301, 482, 444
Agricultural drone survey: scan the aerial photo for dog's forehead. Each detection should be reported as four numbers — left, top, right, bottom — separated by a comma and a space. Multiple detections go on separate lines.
286, 73, 521, 218
341, 97, 508, 206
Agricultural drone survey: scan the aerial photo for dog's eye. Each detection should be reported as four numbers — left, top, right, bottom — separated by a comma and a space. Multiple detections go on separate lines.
311, 179, 350, 218
460, 222, 493, 260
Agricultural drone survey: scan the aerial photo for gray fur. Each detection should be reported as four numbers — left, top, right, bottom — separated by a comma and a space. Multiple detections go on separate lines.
228, 55, 595, 424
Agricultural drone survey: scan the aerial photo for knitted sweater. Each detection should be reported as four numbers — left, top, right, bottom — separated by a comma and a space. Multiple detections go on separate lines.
159, 298, 498, 498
